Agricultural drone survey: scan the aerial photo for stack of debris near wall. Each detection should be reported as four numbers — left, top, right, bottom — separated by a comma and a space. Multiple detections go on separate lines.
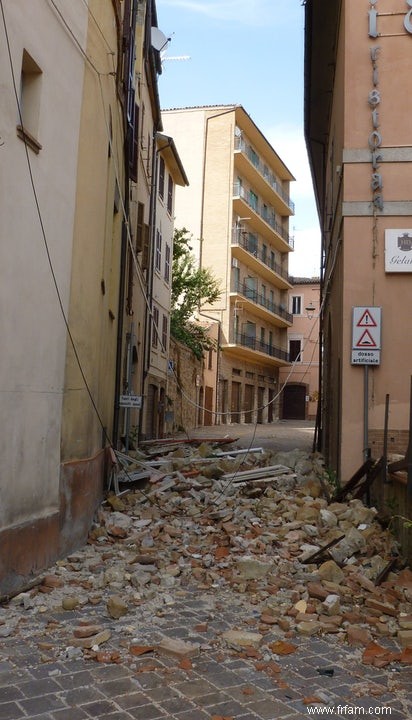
3, 440, 412, 666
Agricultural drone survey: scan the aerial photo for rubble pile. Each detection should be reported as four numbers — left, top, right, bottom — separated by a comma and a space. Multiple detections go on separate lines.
2, 441, 412, 668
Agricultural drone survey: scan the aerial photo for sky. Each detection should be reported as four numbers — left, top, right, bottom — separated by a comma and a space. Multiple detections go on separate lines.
156, 0, 321, 278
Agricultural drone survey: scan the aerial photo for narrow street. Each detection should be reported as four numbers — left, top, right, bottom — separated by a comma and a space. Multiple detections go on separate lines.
0, 422, 411, 720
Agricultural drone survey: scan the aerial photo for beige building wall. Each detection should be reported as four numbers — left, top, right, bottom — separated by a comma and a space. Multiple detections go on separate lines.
305, 0, 412, 481
0, 0, 88, 592
162, 105, 295, 427
61, 0, 124, 462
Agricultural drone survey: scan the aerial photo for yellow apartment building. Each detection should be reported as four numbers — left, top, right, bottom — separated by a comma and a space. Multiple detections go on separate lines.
162, 105, 295, 426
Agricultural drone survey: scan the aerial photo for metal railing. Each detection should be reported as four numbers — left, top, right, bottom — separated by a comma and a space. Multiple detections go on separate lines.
232, 331, 289, 362
231, 230, 290, 282
232, 183, 294, 249
232, 279, 293, 323
234, 136, 295, 213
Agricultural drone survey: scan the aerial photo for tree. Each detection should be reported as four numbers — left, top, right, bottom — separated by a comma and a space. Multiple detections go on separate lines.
171, 228, 221, 359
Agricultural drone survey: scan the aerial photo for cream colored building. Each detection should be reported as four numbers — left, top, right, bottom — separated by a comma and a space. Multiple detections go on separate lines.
139, 133, 188, 440
0, 0, 171, 595
305, 0, 412, 481
162, 105, 295, 426
279, 278, 320, 422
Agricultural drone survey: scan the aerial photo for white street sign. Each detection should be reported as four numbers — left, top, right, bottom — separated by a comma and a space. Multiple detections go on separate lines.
119, 394, 142, 408
351, 307, 382, 365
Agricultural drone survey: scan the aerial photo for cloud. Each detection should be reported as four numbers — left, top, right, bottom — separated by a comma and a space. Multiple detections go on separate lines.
266, 123, 315, 201
157, 0, 291, 26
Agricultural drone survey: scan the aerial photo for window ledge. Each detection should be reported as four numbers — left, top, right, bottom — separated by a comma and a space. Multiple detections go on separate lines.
16, 125, 42, 154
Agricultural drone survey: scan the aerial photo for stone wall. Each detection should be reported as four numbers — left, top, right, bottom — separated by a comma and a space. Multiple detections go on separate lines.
166, 339, 203, 435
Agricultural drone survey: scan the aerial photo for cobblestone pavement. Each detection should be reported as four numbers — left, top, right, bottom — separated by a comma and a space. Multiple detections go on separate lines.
1, 586, 411, 720
1, 422, 411, 720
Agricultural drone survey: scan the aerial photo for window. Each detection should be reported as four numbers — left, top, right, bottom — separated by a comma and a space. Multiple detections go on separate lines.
261, 284, 266, 303
155, 230, 162, 272
162, 315, 168, 351
270, 250, 275, 270
152, 306, 159, 348
289, 339, 302, 362
291, 295, 302, 314
208, 348, 213, 370
248, 232, 257, 256
141, 224, 150, 269
158, 156, 165, 199
260, 327, 265, 345
167, 175, 174, 215
18, 50, 42, 152
136, 202, 144, 252
244, 276, 257, 301
164, 243, 171, 282
269, 331, 273, 349
249, 189, 258, 211
270, 289, 274, 308
244, 321, 256, 348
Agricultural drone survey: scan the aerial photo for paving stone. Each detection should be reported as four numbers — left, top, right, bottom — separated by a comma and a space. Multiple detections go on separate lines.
0, 702, 26, 720
61, 686, 105, 707
51, 708, 89, 720
98, 677, 143, 697
159, 697, 197, 714
247, 697, 291, 719
19, 694, 67, 715
115, 692, 154, 710
0, 686, 24, 703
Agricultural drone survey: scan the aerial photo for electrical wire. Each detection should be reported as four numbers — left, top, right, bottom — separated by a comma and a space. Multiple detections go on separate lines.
2, 0, 323, 521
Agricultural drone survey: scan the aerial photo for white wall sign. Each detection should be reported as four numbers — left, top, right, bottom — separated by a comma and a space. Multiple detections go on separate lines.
119, 394, 142, 408
351, 306, 382, 365
385, 229, 412, 272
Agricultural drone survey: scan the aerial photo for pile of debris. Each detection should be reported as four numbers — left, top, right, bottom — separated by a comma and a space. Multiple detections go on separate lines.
2, 439, 412, 667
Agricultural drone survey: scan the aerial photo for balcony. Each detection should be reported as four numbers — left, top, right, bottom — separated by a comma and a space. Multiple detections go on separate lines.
223, 331, 290, 365
232, 182, 294, 252
231, 279, 292, 326
231, 229, 292, 290
234, 136, 295, 215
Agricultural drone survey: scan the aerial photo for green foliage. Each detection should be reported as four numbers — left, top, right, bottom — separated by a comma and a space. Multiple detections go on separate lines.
171, 228, 221, 359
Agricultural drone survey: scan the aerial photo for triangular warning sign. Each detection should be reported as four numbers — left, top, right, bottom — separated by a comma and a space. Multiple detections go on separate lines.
357, 309, 377, 327
356, 329, 377, 347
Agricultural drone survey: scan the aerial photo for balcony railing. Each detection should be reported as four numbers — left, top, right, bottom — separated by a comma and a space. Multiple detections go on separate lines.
232, 280, 293, 324
234, 136, 295, 213
232, 230, 290, 282
232, 331, 289, 363
233, 183, 294, 249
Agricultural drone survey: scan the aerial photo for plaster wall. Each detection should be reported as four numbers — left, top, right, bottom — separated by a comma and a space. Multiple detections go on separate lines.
332, 0, 412, 480
161, 108, 207, 259
0, 0, 87, 527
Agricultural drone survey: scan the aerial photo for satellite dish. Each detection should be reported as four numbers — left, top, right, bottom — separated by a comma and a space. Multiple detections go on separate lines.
234, 127, 242, 137
151, 27, 169, 51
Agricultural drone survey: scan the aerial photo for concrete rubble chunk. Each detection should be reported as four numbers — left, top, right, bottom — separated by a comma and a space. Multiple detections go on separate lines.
222, 630, 263, 649
69, 629, 111, 648
236, 557, 272, 580
156, 637, 200, 658
107, 595, 128, 619
317, 560, 345, 585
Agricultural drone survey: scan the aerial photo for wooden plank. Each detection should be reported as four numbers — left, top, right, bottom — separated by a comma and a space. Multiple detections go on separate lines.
333, 457, 375, 501
302, 535, 346, 565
